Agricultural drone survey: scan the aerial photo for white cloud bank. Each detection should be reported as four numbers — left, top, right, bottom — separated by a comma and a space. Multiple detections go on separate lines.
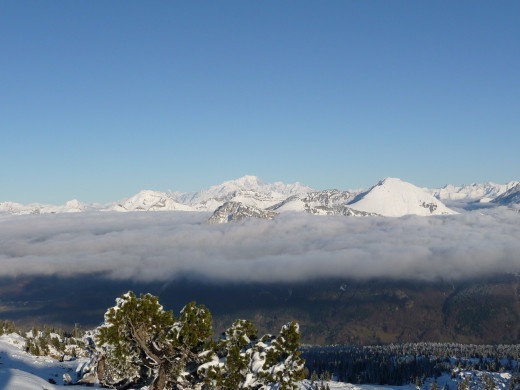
1, 209, 520, 282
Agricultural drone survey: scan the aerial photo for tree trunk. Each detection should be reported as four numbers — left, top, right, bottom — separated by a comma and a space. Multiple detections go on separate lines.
96, 355, 106, 383
151, 362, 170, 390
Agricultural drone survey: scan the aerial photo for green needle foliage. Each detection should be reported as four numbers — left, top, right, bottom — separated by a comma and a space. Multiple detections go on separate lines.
83, 291, 305, 390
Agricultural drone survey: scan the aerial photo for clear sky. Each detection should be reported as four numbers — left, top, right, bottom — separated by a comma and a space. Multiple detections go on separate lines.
1, 1, 519, 204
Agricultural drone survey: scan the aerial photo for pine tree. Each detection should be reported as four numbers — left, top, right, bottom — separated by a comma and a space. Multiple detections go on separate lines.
95, 291, 176, 389
259, 321, 305, 390
81, 291, 304, 390
204, 319, 257, 389
168, 300, 214, 388
72, 323, 83, 339
91, 291, 215, 390
311, 370, 319, 385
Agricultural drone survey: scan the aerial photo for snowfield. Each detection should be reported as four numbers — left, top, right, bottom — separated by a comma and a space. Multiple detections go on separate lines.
0, 334, 101, 389
0, 334, 515, 390
347, 178, 457, 217
0, 334, 419, 390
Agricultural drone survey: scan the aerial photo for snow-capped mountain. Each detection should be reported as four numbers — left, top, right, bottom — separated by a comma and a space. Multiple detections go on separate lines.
171, 175, 314, 211
491, 183, 520, 206
429, 181, 519, 203
4, 175, 519, 218
348, 178, 457, 217
269, 190, 356, 212
267, 190, 377, 216
207, 201, 278, 224
0, 199, 90, 215
112, 190, 195, 212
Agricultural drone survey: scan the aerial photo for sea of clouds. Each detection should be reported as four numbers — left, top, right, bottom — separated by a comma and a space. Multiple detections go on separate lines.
1, 208, 520, 282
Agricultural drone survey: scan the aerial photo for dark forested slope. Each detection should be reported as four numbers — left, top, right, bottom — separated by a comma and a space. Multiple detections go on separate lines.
1, 274, 520, 345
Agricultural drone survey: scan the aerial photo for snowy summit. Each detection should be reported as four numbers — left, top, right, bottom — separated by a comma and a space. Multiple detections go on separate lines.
348, 178, 457, 217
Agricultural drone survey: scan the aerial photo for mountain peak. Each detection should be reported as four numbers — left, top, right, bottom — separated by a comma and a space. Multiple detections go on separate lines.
349, 178, 457, 217
234, 175, 264, 186
207, 175, 265, 194
175, 176, 314, 210
65, 199, 81, 207
114, 190, 195, 212
377, 177, 404, 186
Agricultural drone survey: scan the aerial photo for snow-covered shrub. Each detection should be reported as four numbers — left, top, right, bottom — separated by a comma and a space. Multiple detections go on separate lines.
85, 291, 215, 390
0, 319, 17, 335
200, 320, 305, 390
22, 325, 87, 360
201, 319, 258, 388
81, 291, 304, 390
257, 321, 305, 390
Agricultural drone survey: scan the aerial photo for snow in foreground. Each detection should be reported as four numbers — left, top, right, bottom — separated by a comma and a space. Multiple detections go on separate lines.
2, 333, 513, 390
0, 333, 417, 390
0, 333, 102, 390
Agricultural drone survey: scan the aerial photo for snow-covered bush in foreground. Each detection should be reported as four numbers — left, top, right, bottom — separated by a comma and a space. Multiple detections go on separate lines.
201, 319, 305, 389
79, 291, 304, 390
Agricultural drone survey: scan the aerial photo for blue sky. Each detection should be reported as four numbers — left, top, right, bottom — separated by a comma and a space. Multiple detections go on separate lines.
1, 1, 519, 204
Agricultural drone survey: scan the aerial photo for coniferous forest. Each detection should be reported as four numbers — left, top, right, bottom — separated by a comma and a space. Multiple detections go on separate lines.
303, 343, 520, 387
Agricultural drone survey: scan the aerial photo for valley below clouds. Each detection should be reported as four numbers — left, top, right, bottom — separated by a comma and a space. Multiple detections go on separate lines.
2, 208, 520, 283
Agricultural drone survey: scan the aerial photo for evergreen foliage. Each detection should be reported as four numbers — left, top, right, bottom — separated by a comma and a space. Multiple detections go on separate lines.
0, 319, 16, 335
259, 321, 305, 390
81, 291, 305, 390
203, 319, 258, 388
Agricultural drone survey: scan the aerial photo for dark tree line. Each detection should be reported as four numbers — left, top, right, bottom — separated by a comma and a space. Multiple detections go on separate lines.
302, 343, 520, 386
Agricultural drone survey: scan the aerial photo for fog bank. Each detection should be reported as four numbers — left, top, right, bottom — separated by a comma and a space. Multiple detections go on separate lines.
1, 208, 519, 282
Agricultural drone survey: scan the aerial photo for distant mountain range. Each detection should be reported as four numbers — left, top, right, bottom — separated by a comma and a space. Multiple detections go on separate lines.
428, 181, 519, 203
1, 175, 519, 221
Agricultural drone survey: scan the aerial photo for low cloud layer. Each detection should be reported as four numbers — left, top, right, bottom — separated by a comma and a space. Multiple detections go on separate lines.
1, 209, 520, 282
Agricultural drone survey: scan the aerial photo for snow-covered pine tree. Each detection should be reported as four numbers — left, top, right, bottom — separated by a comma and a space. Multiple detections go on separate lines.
257, 321, 305, 390
95, 291, 175, 389
201, 319, 258, 388
168, 301, 214, 388
201, 319, 305, 389
85, 291, 214, 390
80, 291, 305, 390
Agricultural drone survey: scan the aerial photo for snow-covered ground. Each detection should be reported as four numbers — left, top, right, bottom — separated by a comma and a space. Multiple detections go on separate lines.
298, 381, 416, 390
0, 333, 517, 390
0, 334, 102, 389
0, 333, 422, 390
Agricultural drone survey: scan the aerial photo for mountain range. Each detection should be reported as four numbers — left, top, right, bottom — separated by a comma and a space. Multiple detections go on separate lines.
1, 175, 519, 220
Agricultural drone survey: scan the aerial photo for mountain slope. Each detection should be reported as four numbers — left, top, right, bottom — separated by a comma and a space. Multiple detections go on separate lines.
492, 183, 520, 206
172, 175, 314, 211
430, 181, 519, 203
268, 190, 377, 216
207, 201, 278, 224
0, 199, 90, 215
112, 190, 195, 212
348, 178, 457, 217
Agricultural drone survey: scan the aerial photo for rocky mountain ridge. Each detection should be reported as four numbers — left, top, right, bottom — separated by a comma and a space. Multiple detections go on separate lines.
207, 201, 278, 224
492, 183, 520, 206
267, 190, 378, 217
